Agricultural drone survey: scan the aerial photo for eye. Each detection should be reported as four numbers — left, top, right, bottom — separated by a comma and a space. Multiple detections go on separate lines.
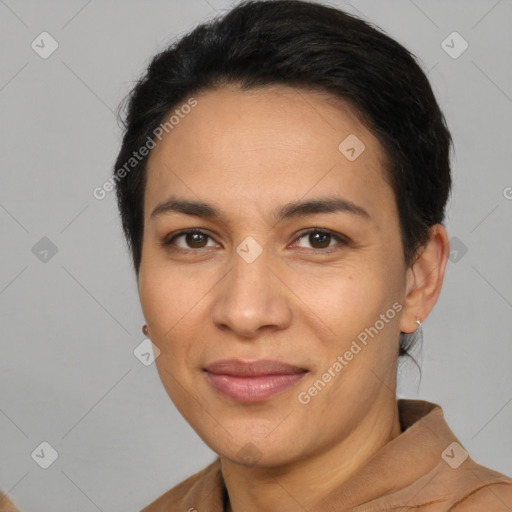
292, 228, 349, 251
160, 228, 349, 254
161, 229, 218, 252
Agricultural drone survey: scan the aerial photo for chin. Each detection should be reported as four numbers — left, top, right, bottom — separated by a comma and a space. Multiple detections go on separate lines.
209, 432, 307, 468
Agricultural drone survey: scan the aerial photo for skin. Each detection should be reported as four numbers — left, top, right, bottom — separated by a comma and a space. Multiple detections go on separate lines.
138, 84, 449, 512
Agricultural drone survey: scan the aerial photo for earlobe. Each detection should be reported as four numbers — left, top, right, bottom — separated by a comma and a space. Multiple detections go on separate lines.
399, 224, 450, 333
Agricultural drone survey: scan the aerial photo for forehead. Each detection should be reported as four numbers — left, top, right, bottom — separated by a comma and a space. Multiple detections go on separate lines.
144, 84, 395, 224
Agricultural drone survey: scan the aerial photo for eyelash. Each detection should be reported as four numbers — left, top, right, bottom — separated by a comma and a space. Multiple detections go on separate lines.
159, 228, 350, 254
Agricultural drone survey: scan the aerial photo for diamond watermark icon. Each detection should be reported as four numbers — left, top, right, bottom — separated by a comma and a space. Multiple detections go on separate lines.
441, 32, 468, 59
31, 441, 58, 469
32, 237, 58, 263
448, 236, 468, 263
31, 32, 59, 59
134, 338, 161, 366
236, 236, 263, 263
237, 442, 262, 465
339, 134, 366, 161
442, 441, 468, 469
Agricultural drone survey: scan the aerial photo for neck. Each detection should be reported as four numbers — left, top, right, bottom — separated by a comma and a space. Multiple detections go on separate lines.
221, 396, 402, 512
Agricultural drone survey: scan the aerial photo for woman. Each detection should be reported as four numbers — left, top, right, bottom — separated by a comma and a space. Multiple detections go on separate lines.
112, 0, 512, 510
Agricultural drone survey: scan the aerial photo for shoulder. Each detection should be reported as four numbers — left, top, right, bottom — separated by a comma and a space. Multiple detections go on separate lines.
0, 492, 21, 512
447, 460, 512, 511
140, 458, 222, 512
450, 480, 512, 511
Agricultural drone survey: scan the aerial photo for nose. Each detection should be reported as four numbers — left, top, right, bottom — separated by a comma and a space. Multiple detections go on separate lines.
211, 244, 293, 339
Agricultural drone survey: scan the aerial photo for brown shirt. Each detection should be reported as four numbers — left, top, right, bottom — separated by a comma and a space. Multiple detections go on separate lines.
0, 494, 20, 512
140, 399, 512, 511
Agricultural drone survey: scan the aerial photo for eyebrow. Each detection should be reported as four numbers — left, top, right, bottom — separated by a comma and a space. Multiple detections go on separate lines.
150, 195, 371, 223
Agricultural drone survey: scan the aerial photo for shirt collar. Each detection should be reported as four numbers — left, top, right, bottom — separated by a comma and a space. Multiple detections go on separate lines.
178, 399, 463, 511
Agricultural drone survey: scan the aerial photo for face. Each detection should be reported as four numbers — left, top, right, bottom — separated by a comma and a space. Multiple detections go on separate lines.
138, 84, 409, 467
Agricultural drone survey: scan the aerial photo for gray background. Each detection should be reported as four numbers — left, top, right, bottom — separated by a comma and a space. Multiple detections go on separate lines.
1, 0, 511, 510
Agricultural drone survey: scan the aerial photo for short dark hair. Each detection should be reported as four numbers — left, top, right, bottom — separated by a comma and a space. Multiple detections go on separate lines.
113, 0, 452, 360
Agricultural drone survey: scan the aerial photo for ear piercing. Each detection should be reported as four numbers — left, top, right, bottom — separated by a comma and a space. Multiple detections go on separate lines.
416, 318, 422, 329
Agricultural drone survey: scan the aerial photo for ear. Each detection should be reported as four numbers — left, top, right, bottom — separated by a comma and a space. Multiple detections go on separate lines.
399, 224, 450, 334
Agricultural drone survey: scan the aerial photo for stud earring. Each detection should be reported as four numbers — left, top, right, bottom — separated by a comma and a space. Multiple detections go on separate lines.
416, 318, 422, 329
142, 324, 149, 336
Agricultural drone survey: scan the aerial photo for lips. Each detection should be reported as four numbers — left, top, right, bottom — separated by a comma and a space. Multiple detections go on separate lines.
204, 359, 308, 402
205, 358, 307, 376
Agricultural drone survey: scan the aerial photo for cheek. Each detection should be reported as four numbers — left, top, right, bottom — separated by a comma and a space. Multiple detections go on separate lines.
138, 273, 199, 392
138, 264, 214, 336
153, 354, 203, 431
296, 267, 404, 387
290, 262, 393, 334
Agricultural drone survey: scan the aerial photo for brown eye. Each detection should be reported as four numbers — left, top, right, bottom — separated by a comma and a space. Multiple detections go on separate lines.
294, 229, 348, 251
162, 229, 217, 251
183, 231, 208, 248
308, 231, 331, 249
161, 228, 348, 253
